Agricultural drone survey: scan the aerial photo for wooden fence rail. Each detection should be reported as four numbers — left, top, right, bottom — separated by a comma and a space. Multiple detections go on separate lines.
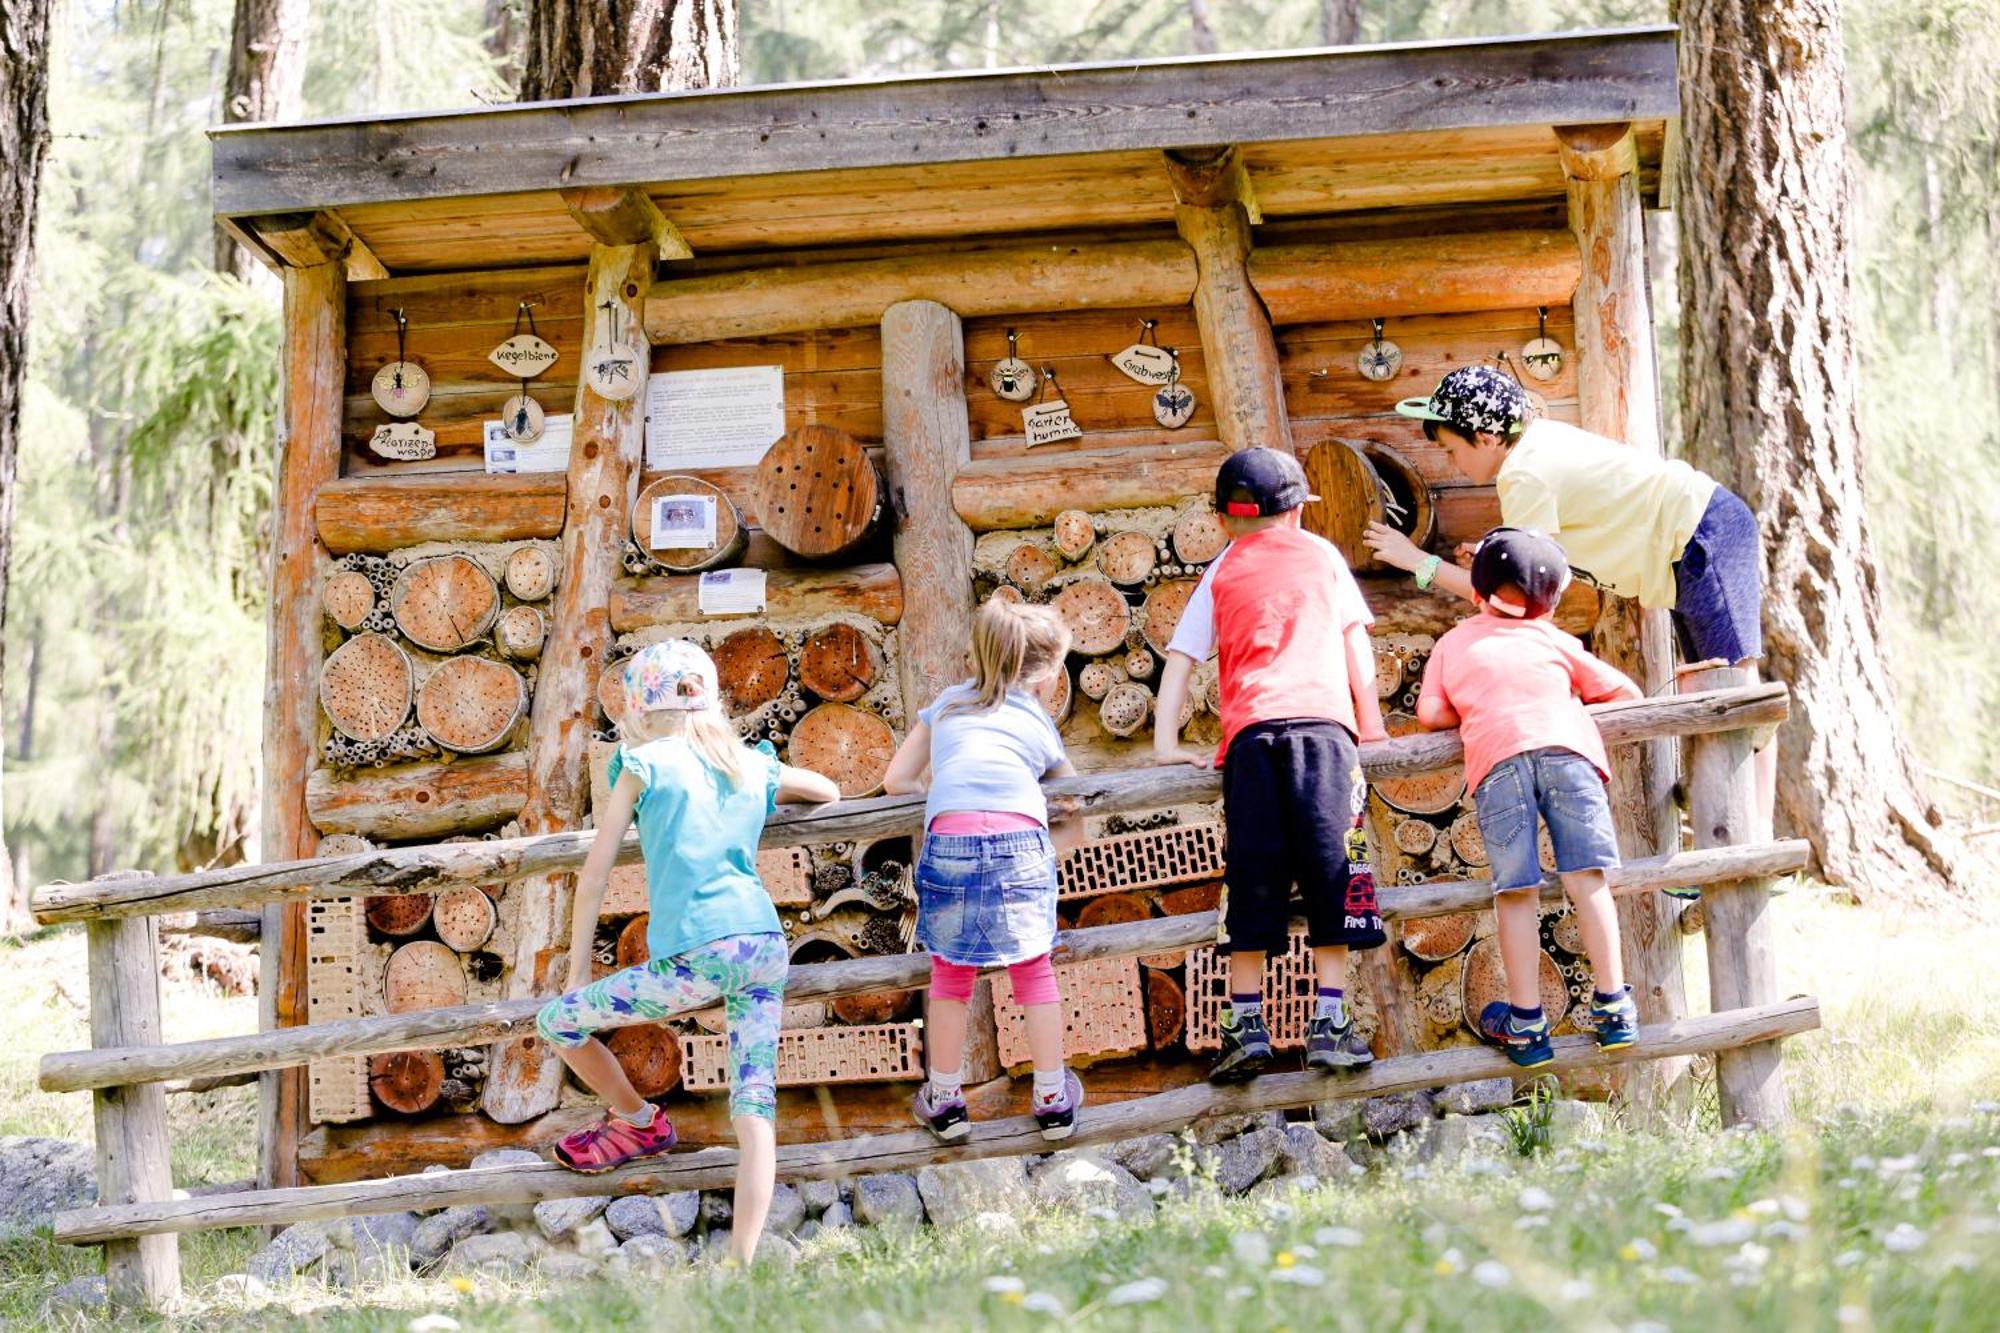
54, 998, 1820, 1245
30, 683, 1789, 924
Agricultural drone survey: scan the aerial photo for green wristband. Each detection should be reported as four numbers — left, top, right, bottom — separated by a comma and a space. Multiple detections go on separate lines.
1413, 554, 1443, 590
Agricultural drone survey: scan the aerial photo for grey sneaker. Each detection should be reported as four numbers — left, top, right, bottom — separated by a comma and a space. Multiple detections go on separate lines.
1208, 1010, 1273, 1083
1032, 1069, 1085, 1141
912, 1084, 970, 1141
1306, 1014, 1374, 1070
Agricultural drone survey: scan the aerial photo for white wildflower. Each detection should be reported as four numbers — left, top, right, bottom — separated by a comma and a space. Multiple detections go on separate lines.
982, 1276, 1026, 1295
1729, 1242, 1771, 1271
1315, 1226, 1363, 1248
1517, 1186, 1554, 1212
1087, 1206, 1120, 1222
1836, 1307, 1866, 1327
1700, 1166, 1736, 1181
1653, 1201, 1684, 1219
1836, 1177, 1859, 1190
1472, 1260, 1512, 1289
1833, 1249, 1865, 1269
408, 1319, 460, 1333
1946, 1152, 1972, 1168
1629, 1322, 1671, 1333
1851, 1155, 1876, 1171
1781, 1195, 1810, 1222
1882, 1223, 1926, 1253
1263, 1200, 1298, 1224
1687, 1218, 1756, 1247
1463, 1159, 1507, 1178
1515, 1215, 1550, 1231
1878, 1155, 1919, 1175
1105, 1278, 1168, 1307
1230, 1232, 1272, 1267
1433, 1247, 1464, 1276
1619, 1238, 1658, 1263
1746, 1198, 1781, 1218
1402, 1165, 1431, 1181
1971, 1100, 1999, 1115
1659, 1266, 1699, 1285
1558, 1278, 1596, 1303
1946, 1251, 1979, 1273
1290, 1244, 1317, 1260
1763, 1220, 1804, 1242
1022, 1293, 1067, 1317
1421, 1222, 1448, 1248
1272, 1264, 1326, 1287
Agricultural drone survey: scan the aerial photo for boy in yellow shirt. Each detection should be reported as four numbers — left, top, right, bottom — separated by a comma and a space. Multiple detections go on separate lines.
1364, 366, 1773, 834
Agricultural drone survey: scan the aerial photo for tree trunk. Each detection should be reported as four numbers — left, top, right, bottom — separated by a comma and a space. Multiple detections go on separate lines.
521, 0, 739, 99
1187, 0, 1218, 54
1677, 0, 1982, 900
1321, 0, 1361, 46
484, 0, 526, 92
216, 0, 308, 280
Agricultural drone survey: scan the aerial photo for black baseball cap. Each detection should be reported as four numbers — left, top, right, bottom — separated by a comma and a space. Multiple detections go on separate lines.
1215, 446, 1318, 517
1470, 526, 1571, 619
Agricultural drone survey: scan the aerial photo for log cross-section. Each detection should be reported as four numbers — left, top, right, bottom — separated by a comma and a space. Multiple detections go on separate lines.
487, 237, 653, 1125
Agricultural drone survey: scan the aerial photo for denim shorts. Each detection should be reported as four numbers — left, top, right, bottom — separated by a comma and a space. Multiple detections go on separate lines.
916, 829, 1059, 967
1672, 486, 1763, 665
1473, 747, 1622, 892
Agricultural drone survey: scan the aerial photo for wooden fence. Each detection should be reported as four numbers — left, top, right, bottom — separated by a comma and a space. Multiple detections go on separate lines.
30, 678, 1814, 1310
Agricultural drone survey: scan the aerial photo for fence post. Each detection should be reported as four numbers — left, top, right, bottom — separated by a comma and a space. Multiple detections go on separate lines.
1684, 664, 1788, 1128
86, 917, 180, 1309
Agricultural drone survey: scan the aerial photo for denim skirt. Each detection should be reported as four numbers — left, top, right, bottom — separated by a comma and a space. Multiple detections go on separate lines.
915, 829, 1059, 967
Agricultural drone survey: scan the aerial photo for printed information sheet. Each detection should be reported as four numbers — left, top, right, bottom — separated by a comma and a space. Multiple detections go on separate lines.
644, 365, 785, 470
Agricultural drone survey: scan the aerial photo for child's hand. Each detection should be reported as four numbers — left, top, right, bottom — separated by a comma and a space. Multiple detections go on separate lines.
1357, 724, 1390, 745
1152, 744, 1213, 769
1454, 542, 1479, 567
1362, 522, 1426, 571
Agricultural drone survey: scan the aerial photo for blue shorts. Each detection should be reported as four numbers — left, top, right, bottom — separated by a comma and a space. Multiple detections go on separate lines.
1672, 486, 1763, 665
916, 829, 1059, 967
1473, 747, 1622, 892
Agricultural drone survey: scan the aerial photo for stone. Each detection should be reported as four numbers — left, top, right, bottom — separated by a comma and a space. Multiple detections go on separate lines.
795, 1219, 819, 1242
412, 1206, 493, 1268
42, 1275, 107, 1314
573, 1216, 620, 1260
818, 1201, 854, 1229
750, 1233, 800, 1268
764, 1182, 807, 1236
334, 1210, 419, 1261
1313, 1099, 1366, 1145
852, 1173, 925, 1227
1437, 1077, 1516, 1116
698, 1191, 733, 1232
1108, 1133, 1181, 1179
1249, 1174, 1322, 1207
247, 1220, 333, 1282
533, 1194, 610, 1240
1191, 1111, 1286, 1146
1279, 1124, 1357, 1180
1547, 1100, 1608, 1137
0, 1137, 98, 1240
1361, 1091, 1437, 1140
210, 1273, 272, 1304
469, 1148, 545, 1224
612, 1233, 691, 1270
801, 1178, 841, 1215
538, 1252, 600, 1283
1418, 1113, 1512, 1168
1214, 1127, 1287, 1195
1031, 1150, 1154, 1220
915, 1156, 1032, 1228
605, 1191, 699, 1240
320, 1249, 359, 1289
968, 1210, 1023, 1238
451, 1230, 536, 1274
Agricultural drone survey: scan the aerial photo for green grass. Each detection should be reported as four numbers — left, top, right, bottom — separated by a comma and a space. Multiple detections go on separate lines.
6, 887, 1999, 1330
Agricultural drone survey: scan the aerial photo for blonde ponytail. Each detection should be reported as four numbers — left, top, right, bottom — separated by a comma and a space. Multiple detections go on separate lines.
622, 704, 758, 790
937, 599, 1072, 718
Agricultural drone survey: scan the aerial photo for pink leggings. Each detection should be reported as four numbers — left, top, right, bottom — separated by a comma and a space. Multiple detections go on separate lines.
930, 954, 1060, 1007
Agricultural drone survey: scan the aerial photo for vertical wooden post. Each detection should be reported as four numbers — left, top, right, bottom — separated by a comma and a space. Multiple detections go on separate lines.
88, 918, 179, 1308
881, 298, 994, 1076
257, 236, 346, 1193
1685, 663, 1788, 1127
1163, 147, 1293, 455
1558, 123, 1689, 1109
486, 193, 654, 1124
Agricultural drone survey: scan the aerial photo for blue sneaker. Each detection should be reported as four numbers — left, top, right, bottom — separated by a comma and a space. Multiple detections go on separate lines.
1590, 987, 1640, 1051
1477, 1002, 1554, 1069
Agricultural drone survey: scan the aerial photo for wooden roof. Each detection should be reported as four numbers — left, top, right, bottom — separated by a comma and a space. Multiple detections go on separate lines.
213, 26, 1677, 276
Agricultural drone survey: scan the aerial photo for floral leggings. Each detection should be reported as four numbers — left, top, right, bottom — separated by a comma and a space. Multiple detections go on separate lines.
536, 931, 787, 1120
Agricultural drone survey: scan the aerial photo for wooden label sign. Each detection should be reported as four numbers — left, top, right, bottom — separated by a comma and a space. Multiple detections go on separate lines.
1153, 383, 1196, 429
1110, 343, 1176, 385
1022, 399, 1082, 447
1357, 338, 1403, 383
367, 420, 437, 461
371, 360, 431, 417
585, 338, 644, 402
500, 393, 545, 443
1521, 336, 1564, 381
489, 334, 559, 377
988, 356, 1038, 402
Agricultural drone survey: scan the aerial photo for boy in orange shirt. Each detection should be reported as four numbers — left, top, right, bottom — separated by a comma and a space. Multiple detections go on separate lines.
1416, 528, 1643, 1066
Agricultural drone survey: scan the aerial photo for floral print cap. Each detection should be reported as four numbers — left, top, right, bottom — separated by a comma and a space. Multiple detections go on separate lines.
1395, 365, 1532, 438
622, 639, 720, 715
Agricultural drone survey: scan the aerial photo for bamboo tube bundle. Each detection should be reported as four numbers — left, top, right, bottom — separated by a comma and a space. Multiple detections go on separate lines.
1051, 510, 1096, 561
788, 703, 897, 798
503, 545, 558, 602
1140, 579, 1200, 657
1171, 507, 1229, 567
1079, 660, 1126, 701
1414, 953, 1465, 1030
1460, 936, 1569, 1032
753, 424, 883, 560
799, 623, 880, 704
323, 570, 378, 631
495, 605, 547, 661
416, 656, 528, 755
713, 627, 791, 716
1099, 680, 1154, 738
1005, 542, 1060, 595
382, 940, 469, 1013
1096, 531, 1159, 587
391, 554, 501, 653
1052, 576, 1130, 655
631, 475, 747, 574
319, 632, 414, 743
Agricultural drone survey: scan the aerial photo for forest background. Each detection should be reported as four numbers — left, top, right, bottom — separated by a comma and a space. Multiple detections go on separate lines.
4, 0, 1997, 889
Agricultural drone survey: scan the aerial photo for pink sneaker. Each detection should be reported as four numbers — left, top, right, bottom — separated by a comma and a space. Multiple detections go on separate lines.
551, 1110, 678, 1173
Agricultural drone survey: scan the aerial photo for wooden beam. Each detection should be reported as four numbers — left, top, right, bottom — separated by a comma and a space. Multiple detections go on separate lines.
1166, 148, 1291, 453
1248, 230, 1581, 325
243, 210, 387, 280
315, 473, 567, 554
37, 841, 1808, 1097
210, 28, 1678, 215
86, 919, 179, 1306
305, 751, 529, 842
487, 240, 653, 1126
642, 241, 1197, 345
55, 998, 1820, 1243
34, 684, 1792, 924
1555, 121, 1640, 180
608, 563, 904, 633
560, 186, 692, 259
953, 441, 1231, 531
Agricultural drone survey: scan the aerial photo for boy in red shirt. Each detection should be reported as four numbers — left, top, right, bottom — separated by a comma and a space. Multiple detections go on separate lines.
1416, 527, 1643, 1066
1154, 447, 1388, 1082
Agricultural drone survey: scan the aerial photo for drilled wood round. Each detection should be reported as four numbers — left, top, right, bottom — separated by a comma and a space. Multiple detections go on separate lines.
365, 894, 434, 939
383, 940, 468, 1013
713, 627, 790, 716
789, 703, 897, 798
1052, 576, 1129, 655
1036, 664, 1073, 724
416, 656, 527, 755
799, 623, 880, 703
1449, 812, 1487, 867
1373, 712, 1466, 814
319, 632, 414, 743
1300, 440, 1383, 572
391, 554, 501, 652
1171, 507, 1230, 566
1051, 509, 1096, 560
1076, 892, 1149, 931
1005, 542, 1059, 595
1415, 953, 1465, 1029
495, 605, 547, 661
324, 570, 378, 630
1095, 530, 1158, 586
783, 1002, 830, 1029
616, 915, 650, 970
1393, 817, 1438, 856
632, 475, 746, 573
1122, 648, 1156, 681
987, 584, 1024, 606
1098, 680, 1153, 738
1374, 645, 1405, 699
503, 545, 558, 601
1144, 968, 1185, 1048
315, 833, 375, 858
1078, 660, 1124, 701
753, 424, 882, 560
596, 658, 629, 728
830, 989, 919, 1026
1161, 882, 1222, 916
1139, 579, 1200, 657
1402, 910, 1476, 961
1460, 936, 1569, 1032
1550, 908, 1584, 956
368, 1050, 445, 1115
606, 1024, 681, 1098
432, 887, 497, 953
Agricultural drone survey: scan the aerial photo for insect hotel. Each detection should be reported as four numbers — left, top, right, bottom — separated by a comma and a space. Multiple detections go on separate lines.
32, 25, 1817, 1308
